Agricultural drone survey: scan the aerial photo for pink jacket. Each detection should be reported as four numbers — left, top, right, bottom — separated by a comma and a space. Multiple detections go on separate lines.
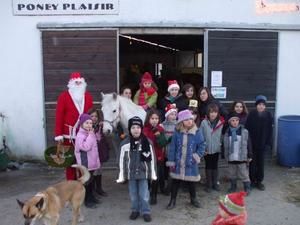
75, 127, 101, 171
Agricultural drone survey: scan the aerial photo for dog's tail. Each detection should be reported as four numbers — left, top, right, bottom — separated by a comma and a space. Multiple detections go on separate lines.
71, 164, 91, 184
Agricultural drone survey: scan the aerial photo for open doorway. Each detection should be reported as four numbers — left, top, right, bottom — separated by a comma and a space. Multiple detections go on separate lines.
119, 34, 204, 100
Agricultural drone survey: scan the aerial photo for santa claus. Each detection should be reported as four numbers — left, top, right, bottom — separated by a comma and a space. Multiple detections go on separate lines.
55, 72, 93, 180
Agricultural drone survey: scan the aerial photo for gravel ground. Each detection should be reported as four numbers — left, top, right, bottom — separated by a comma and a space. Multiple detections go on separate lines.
0, 161, 299, 225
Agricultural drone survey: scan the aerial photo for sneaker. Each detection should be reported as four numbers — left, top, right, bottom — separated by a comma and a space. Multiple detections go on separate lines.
129, 211, 139, 220
143, 214, 152, 222
257, 182, 265, 191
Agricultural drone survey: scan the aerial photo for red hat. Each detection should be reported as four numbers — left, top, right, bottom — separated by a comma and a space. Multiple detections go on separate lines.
167, 80, 180, 92
165, 104, 177, 118
69, 72, 84, 81
141, 72, 153, 83
219, 192, 246, 216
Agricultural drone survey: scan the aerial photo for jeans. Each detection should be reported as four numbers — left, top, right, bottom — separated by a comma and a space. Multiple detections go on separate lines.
128, 179, 150, 215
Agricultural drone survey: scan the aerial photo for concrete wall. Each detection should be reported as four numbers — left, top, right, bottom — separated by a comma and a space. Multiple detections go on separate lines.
0, 0, 299, 158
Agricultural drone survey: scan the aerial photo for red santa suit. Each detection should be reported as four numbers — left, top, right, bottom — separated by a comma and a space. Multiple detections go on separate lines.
55, 72, 93, 180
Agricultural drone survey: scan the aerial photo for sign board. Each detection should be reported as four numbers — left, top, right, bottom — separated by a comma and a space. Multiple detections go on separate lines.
211, 71, 222, 87
12, 0, 119, 15
211, 87, 227, 99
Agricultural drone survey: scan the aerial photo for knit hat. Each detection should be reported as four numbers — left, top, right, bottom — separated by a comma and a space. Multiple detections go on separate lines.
255, 95, 267, 106
69, 72, 84, 82
79, 113, 92, 126
189, 99, 198, 108
219, 192, 246, 216
167, 80, 180, 92
227, 112, 240, 122
141, 72, 153, 83
177, 109, 194, 123
128, 116, 143, 134
165, 104, 177, 118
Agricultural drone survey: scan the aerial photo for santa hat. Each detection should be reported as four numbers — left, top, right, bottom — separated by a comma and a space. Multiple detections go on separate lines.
219, 192, 246, 216
167, 80, 180, 92
165, 104, 177, 118
69, 72, 85, 82
177, 109, 194, 124
79, 113, 92, 126
141, 72, 153, 83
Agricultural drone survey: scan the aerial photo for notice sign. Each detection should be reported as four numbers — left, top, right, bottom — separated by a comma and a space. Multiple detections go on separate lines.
211, 71, 223, 87
13, 0, 119, 15
211, 87, 227, 99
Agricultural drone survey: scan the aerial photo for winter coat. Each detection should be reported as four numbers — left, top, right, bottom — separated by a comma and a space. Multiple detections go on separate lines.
223, 126, 252, 162
167, 125, 206, 182
198, 99, 227, 122
212, 213, 247, 225
116, 138, 157, 182
143, 123, 167, 162
75, 127, 101, 171
133, 89, 158, 108
93, 124, 109, 163
159, 94, 187, 116
200, 118, 224, 154
55, 91, 93, 140
245, 110, 273, 150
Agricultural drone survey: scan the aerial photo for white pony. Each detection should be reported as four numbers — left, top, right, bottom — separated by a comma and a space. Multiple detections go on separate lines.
101, 92, 146, 135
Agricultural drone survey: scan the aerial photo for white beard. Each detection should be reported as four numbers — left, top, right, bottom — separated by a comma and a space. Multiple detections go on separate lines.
68, 80, 87, 108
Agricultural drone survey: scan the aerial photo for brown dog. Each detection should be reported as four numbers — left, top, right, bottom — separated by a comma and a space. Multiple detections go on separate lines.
17, 164, 90, 225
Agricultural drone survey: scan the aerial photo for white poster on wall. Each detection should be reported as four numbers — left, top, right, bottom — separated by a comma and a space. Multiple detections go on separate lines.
211, 87, 227, 99
13, 0, 119, 15
211, 71, 223, 87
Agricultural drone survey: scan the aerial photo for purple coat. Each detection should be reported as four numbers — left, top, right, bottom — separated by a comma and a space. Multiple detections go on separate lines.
75, 127, 101, 171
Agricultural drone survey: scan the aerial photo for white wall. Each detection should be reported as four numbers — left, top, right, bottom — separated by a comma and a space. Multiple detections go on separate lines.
276, 31, 300, 117
0, 0, 299, 159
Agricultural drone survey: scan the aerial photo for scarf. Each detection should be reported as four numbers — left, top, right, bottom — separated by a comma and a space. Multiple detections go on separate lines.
229, 125, 241, 154
138, 87, 156, 106
129, 134, 152, 162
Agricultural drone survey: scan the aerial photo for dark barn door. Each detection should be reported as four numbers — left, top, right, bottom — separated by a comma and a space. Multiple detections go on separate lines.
42, 30, 117, 147
207, 30, 278, 111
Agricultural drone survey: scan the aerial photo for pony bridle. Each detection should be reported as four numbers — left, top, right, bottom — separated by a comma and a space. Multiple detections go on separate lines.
103, 115, 120, 129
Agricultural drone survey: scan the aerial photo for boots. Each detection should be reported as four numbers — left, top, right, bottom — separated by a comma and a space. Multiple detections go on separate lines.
166, 182, 179, 210
243, 181, 251, 196
150, 181, 158, 205
84, 182, 97, 208
212, 169, 220, 191
94, 175, 108, 197
189, 182, 202, 208
204, 169, 212, 193
228, 179, 237, 193
166, 198, 176, 210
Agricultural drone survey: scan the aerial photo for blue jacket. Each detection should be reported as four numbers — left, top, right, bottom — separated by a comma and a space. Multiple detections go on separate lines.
166, 125, 206, 182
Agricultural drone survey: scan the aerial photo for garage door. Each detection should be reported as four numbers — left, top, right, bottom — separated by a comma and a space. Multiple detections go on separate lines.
42, 30, 118, 146
206, 30, 278, 110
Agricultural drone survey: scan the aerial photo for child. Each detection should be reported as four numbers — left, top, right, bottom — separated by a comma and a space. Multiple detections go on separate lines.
166, 109, 205, 209
200, 103, 224, 192
120, 86, 132, 99
245, 95, 273, 191
88, 108, 109, 197
133, 72, 158, 110
75, 113, 101, 208
212, 192, 247, 225
143, 109, 168, 204
230, 101, 248, 125
161, 104, 178, 195
117, 116, 157, 222
223, 112, 252, 195
198, 87, 227, 123
159, 80, 187, 120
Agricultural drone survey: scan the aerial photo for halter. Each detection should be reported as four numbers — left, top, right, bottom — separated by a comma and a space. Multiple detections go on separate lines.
103, 115, 120, 129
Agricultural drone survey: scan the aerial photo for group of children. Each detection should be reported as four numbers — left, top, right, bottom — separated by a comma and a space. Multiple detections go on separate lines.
73, 71, 272, 223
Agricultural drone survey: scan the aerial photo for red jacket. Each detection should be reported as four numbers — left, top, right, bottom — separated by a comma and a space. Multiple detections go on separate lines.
55, 91, 93, 140
143, 123, 165, 162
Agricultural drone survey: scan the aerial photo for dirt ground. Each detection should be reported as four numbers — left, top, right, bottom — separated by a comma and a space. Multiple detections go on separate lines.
0, 160, 299, 225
